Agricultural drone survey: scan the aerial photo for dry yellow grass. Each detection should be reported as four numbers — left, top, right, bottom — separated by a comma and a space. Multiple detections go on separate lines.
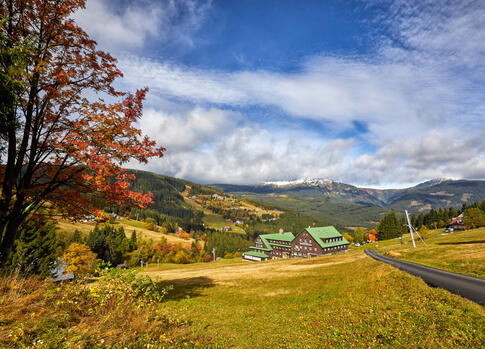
56, 219, 194, 247
142, 251, 365, 286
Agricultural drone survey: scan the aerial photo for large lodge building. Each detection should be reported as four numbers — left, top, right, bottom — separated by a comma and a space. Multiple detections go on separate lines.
243, 226, 349, 262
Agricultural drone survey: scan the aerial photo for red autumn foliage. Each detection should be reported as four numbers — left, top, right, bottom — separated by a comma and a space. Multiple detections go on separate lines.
0, 0, 164, 261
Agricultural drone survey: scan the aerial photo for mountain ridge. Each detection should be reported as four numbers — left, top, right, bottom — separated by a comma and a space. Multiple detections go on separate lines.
211, 178, 485, 227
212, 178, 485, 208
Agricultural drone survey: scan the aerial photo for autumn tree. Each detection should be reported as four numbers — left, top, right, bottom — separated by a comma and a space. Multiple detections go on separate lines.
342, 232, 353, 244
0, 0, 165, 264
62, 242, 96, 276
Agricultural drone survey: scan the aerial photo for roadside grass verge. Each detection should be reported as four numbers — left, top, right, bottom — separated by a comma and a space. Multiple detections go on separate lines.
143, 252, 485, 348
369, 228, 485, 278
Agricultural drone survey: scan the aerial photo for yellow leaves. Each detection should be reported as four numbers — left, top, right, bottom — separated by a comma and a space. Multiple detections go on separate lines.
62, 243, 97, 276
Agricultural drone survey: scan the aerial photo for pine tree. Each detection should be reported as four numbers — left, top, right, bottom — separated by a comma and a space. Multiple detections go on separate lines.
130, 230, 138, 251
448, 207, 458, 219
67, 229, 84, 245
6, 221, 58, 278
377, 212, 403, 240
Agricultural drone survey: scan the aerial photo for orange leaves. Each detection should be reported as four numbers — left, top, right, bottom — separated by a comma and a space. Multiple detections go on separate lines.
1, 0, 165, 225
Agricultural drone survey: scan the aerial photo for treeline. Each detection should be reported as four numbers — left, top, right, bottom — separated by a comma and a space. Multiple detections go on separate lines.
107, 170, 209, 231
204, 201, 262, 223
376, 200, 485, 240
246, 212, 333, 239
410, 200, 485, 230
203, 231, 252, 258
128, 207, 205, 232
67, 225, 213, 267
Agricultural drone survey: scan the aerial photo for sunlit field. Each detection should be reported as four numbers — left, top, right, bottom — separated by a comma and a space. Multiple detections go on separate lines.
141, 230, 485, 347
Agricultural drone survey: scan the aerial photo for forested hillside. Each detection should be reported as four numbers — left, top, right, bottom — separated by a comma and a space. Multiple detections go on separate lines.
104, 170, 340, 257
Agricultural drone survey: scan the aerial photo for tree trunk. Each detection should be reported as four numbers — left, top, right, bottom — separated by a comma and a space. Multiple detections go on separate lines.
0, 217, 21, 266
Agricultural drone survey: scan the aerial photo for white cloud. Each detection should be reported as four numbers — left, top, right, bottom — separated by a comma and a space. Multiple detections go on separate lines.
139, 107, 241, 152
133, 105, 360, 184
72, 0, 211, 51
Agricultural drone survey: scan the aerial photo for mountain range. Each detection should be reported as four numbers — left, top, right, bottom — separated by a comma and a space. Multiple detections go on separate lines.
212, 178, 485, 228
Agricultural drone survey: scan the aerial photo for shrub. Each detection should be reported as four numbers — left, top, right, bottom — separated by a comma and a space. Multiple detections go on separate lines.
173, 250, 189, 264
144, 217, 156, 231
233, 251, 242, 258
224, 252, 234, 259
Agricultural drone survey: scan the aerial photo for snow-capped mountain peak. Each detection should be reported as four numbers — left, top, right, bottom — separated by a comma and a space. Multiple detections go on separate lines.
262, 178, 336, 187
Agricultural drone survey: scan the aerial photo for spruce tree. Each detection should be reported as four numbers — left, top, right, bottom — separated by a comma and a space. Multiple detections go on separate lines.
130, 230, 138, 251
377, 212, 402, 240
6, 221, 58, 278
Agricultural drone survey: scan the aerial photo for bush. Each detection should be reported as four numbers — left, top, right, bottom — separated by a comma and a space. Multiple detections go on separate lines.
144, 217, 156, 231
233, 251, 242, 258
173, 250, 189, 264
223, 252, 234, 259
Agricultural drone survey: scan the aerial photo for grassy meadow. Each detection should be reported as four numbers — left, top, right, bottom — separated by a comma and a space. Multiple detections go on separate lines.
139, 229, 485, 347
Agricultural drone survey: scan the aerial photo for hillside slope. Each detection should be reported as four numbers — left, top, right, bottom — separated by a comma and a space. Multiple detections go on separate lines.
125, 169, 337, 235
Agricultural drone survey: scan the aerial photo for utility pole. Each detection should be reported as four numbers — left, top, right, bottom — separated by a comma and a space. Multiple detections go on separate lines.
405, 210, 417, 248
405, 210, 427, 248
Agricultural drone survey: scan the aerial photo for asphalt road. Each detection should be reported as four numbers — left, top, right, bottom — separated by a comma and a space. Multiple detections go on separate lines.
365, 249, 485, 306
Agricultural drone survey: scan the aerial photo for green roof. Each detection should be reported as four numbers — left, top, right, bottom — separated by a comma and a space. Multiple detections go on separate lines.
243, 251, 269, 258
319, 240, 349, 249
305, 226, 342, 238
260, 232, 294, 242
258, 232, 294, 251
303, 226, 349, 249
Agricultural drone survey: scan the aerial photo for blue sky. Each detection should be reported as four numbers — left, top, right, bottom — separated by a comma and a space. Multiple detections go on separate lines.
74, 0, 485, 188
